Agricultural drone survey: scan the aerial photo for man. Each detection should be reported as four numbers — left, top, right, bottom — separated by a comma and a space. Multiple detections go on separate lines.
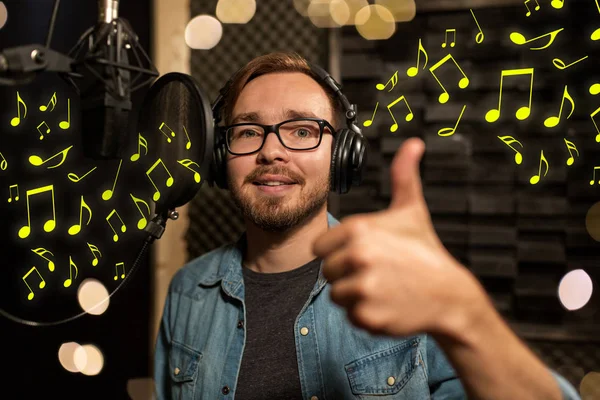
154, 52, 581, 399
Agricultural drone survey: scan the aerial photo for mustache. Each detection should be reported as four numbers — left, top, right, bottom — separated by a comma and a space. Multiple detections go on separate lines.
246, 168, 303, 184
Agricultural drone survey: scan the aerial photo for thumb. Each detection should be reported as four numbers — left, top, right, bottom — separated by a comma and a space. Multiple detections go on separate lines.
389, 137, 426, 209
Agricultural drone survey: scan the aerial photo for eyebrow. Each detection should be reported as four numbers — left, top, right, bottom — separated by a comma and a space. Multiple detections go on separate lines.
231, 109, 322, 125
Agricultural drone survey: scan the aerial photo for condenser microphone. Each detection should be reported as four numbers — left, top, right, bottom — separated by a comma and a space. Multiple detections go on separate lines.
69, 0, 158, 160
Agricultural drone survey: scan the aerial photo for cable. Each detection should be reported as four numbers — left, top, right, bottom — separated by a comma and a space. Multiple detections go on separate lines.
0, 210, 174, 327
45, 0, 61, 49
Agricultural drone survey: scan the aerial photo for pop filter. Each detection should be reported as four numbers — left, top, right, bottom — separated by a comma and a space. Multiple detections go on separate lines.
136, 73, 214, 215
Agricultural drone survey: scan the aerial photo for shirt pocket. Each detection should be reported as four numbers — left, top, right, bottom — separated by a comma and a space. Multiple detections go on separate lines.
169, 340, 203, 390
344, 337, 420, 397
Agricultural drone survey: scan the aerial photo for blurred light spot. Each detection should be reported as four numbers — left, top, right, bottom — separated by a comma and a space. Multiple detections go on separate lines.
308, 0, 341, 28
185, 15, 223, 50
375, 0, 416, 22
581, 372, 600, 400
74, 344, 104, 376
558, 269, 593, 311
293, 0, 311, 16
77, 278, 110, 315
58, 342, 83, 373
73, 344, 88, 372
585, 201, 600, 241
338, 0, 369, 25
355, 4, 396, 40
127, 377, 156, 400
216, 0, 256, 24
329, 0, 350, 25
0, 2, 7, 30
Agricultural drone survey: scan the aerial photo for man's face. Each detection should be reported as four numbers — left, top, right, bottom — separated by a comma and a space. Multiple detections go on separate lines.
226, 72, 334, 233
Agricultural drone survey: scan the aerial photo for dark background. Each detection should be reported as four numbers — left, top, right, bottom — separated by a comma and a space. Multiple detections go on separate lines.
0, 1, 153, 398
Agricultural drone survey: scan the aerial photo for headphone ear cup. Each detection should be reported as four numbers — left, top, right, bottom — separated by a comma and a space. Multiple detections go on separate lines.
216, 141, 229, 190
348, 132, 368, 188
330, 128, 349, 194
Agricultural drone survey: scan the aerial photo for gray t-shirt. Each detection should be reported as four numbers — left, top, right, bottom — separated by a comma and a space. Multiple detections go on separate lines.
234, 256, 321, 399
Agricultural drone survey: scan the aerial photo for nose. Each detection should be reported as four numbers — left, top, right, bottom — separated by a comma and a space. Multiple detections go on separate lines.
257, 130, 289, 162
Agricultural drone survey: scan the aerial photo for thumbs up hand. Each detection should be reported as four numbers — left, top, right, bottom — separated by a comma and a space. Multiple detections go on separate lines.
313, 137, 486, 338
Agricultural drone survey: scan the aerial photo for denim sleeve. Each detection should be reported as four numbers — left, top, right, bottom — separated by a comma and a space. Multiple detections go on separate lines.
549, 369, 582, 400
425, 335, 582, 400
154, 289, 173, 400
425, 335, 467, 399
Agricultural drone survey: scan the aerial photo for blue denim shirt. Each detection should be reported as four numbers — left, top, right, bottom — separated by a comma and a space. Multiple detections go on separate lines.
155, 212, 581, 399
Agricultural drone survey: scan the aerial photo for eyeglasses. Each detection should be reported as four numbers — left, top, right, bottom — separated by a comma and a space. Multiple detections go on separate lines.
223, 117, 335, 155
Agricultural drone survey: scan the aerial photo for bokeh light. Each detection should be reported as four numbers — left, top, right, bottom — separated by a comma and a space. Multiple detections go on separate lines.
329, 0, 351, 26
74, 344, 104, 376
216, 0, 256, 24
336, 0, 369, 25
185, 15, 223, 50
0, 2, 7, 30
127, 377, 155, 400
58, 342, 83, 373
558, 269, 593, 311
375, 0, 416, 22
580, 371, 600, 399
355, 4, 396, 40
308, 0, 342, 28
77, 278, 110, 315
585, 201, 600, 242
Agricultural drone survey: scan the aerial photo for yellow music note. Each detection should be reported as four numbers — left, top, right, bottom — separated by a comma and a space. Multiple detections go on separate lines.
146, 158, 174, 201
438, 105, 467, 137
442, 28, 456, 48
591, 106, 600, 143
486, 68, 534, 123
130, 193, 151, 230
87, 242, 102, 266
29, 145, 73, 169
363, 103, 379, 127
0, 152, 7, 170
102, 159, 123, 201
564, 138, 579, 166
8, 184, 19, 203
183, 126, 192, 150
31, 247, 55, 272
524, 0, 540, 16
37, 121, 51, 140
18, 185, 56, 239
590, 84, 600, 96
22, 267, 45, 300
130, 133, 149, 162
10, 91, 27, 127
177, 159, 202, 183
407, 38, 428, 77
497, 136, 524, 165
106, 209, 127, 242
59, 98, 70, 129
63, 256, 78, 288
376, 71, 398, 91
590, 166, 600, 185
159, 122, 176, 143
470, 9, 485, 44
114, 262, 126, 280
544, 86, 574, 128
553, 56, 588, 70
68, 166, 97, 183
39, 92, 57, 112
530, 150, 549, 185
551, 0, 564, 9
429, 54, 470, 104
68, 196, 92, 236
387, 95, 413, 133
593, 28, 600, 41
509, 28, 564, 50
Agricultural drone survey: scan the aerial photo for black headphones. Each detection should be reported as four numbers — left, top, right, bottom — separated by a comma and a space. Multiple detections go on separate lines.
207, 61, 368, 195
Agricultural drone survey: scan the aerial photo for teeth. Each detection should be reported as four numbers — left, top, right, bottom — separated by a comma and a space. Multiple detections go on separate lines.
262, 182, 288, 186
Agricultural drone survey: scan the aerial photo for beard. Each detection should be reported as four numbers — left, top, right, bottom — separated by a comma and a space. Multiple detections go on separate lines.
228, 168, 330, 233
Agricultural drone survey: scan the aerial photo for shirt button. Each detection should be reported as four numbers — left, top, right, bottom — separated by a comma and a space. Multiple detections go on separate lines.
222, 386, 230, 394
237, 320, 244, 329
174, 367, 180, 375
300, 327, 309, 336
387, 376, 395, 386
310, 396, 319, 400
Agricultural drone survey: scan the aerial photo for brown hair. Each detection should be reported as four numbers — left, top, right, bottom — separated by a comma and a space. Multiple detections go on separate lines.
219, 51, 345, 131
